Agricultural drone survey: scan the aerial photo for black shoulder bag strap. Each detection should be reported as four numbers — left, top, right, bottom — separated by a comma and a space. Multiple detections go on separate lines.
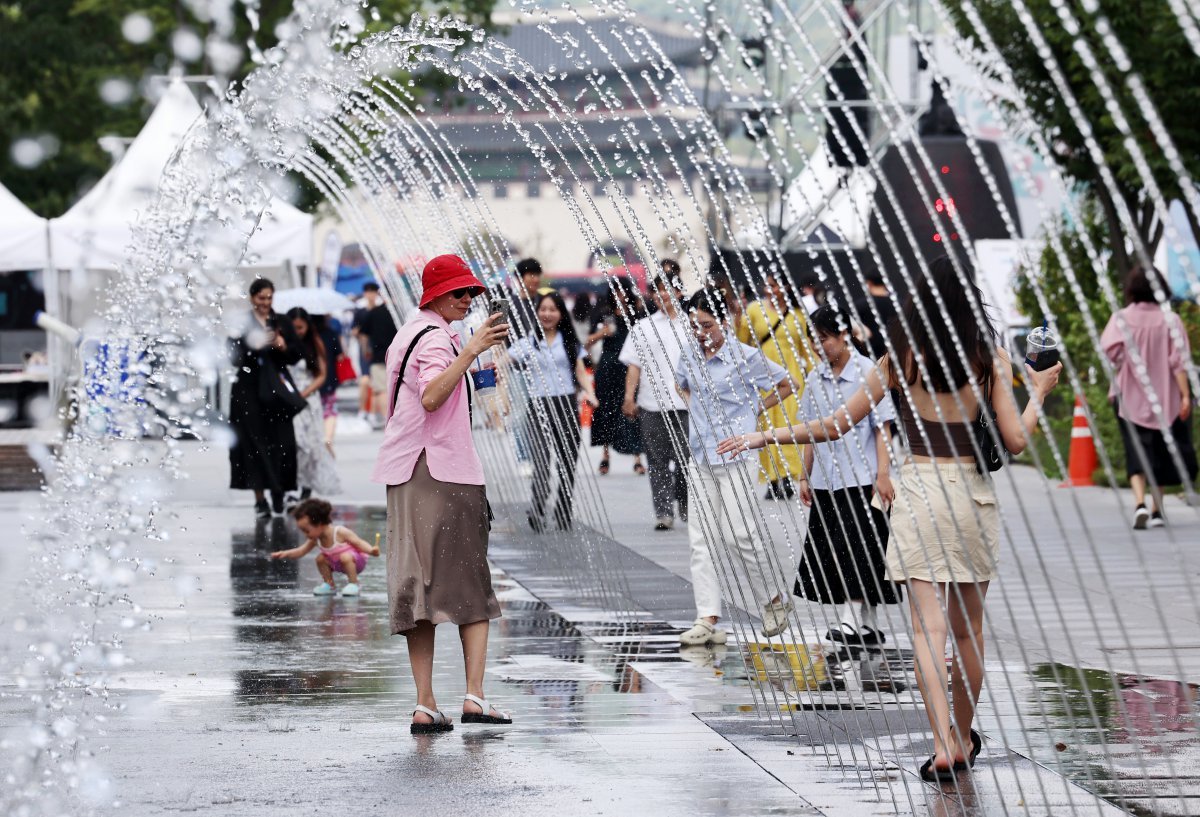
389, 325, 473, 420
974, 370, 1009, 473
757, 316, 785, 346
390, 325, 439, 419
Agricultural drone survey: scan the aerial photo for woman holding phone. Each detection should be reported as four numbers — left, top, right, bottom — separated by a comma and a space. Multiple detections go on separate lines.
372, 255, 512, 734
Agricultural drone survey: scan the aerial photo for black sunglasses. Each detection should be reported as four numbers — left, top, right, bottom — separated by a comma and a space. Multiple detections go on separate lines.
450, 287, 473, 299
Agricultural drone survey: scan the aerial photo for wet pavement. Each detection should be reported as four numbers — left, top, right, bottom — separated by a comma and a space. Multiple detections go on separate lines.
0, 426, 1198, 816
480, 426, 1200, 817
0, 449, 818, 816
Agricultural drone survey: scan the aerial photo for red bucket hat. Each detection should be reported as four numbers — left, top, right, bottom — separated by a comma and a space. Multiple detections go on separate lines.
418, 254, 486, 308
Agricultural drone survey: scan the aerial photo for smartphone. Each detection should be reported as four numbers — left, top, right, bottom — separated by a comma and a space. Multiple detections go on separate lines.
486, 292, 510, 322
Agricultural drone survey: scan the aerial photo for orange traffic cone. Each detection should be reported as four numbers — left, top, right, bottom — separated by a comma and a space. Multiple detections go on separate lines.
579, 366, 594, 427
1060, 396, 1096, 487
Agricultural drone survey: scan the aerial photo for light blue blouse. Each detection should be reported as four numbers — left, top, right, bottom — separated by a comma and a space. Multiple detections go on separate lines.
509, 332, 583, 398
796, 352, 895, 490
675, 339, 786, 467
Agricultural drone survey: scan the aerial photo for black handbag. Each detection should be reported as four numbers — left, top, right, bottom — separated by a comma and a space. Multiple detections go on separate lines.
257, 354, 308, 420
973, 376, 1009, 473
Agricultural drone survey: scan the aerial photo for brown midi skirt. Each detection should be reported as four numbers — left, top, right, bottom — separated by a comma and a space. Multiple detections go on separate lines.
386, 453, 501, 634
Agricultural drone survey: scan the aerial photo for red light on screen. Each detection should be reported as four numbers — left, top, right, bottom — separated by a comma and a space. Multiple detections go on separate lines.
933, 233, 942, 242
941, 165, 950, 174
934, 197, 957, 215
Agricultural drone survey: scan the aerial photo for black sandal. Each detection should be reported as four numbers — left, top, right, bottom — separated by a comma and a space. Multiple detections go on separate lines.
461, 694, 513, 725
598, 459, 610, 475
953, 729, 982, 770
919, 756, 958, 783
410, 706, 453, 735
633, 461, 646, 475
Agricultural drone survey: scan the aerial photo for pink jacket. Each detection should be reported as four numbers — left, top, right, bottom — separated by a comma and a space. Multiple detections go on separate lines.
1100, 303, 1191, 430
370, 309, 484, 486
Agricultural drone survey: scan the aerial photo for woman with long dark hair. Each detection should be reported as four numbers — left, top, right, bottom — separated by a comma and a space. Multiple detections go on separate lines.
286, 307, 342, 500
588, 277, 646, 475
718, 256, 1062, 782
510, 291, 599, 531
228, 278, 303, 517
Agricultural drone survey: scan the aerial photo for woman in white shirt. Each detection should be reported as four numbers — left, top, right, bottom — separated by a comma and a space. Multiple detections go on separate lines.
509, 291, 598, 531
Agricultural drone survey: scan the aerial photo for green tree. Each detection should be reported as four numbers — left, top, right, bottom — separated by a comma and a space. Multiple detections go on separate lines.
943, 0, 1200, 277
0, 0, 495, 217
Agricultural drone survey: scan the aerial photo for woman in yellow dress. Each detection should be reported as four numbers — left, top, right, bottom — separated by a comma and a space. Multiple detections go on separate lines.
737, 274, 817, 498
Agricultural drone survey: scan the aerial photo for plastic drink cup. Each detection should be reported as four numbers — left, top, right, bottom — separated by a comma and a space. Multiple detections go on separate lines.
1025, 325, 1061, 372
471, 366, 497, 393
470, 331, 498, 395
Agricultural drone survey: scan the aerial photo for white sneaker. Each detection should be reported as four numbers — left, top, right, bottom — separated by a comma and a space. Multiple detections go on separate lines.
1133, 506, 1150, 530
341, 583, 361, 596
1149, 511, 1166, 528
679, 618, 727, 646
654, 516, 674, 531
761, 599, 794, 638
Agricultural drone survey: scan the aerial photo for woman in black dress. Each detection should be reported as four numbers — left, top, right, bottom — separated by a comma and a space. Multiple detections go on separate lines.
587, 277, 645, 475
791, 306, 900, 646
228, 278, 304, 517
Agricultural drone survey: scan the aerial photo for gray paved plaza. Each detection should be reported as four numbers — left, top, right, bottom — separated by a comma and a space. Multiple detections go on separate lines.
1, 422, 1198, 816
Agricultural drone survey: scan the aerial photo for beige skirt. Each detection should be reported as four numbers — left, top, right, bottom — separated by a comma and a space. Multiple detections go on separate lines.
386, 453, 501, 634
885, 461, 1000, 584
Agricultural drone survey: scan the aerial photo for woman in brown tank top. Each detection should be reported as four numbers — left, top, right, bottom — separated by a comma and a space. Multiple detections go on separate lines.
718, 256, 1062, 783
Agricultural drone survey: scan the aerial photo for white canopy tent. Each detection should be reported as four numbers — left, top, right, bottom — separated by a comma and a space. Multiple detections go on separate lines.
0, 181, 48, 272
43, 80, 313, 408
49, 80, 311, 273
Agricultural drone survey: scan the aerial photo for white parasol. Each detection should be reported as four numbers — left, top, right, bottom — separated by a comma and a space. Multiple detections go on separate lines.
272, 287, 356, 315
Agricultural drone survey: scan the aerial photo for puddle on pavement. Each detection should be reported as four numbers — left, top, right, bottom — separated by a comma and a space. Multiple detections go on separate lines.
220, 511, 1200, 814
1023, 662, 1200, 816
235, 667, 390, 702
222, 508, 658, 726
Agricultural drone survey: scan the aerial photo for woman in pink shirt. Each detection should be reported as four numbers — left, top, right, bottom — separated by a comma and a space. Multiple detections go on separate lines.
371, 255, 511, 734
1101, 264, 1195, 530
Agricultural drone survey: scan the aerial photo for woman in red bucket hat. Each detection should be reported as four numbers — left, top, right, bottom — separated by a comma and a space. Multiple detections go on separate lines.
371, 254, 513, 733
